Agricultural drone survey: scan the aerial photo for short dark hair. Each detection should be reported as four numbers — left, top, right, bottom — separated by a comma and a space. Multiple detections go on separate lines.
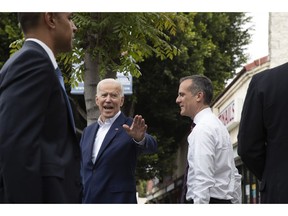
18, 13, 42, 33
180, 75, 213, 105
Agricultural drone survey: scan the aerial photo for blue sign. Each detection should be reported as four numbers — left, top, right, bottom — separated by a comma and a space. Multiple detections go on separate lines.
70, 81, 84, 95
116, 72, 133, 95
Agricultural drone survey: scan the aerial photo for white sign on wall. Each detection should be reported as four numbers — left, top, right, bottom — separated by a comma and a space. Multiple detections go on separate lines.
116, 72, 133, 95
71, 72, 133, 95
218, 98, 243, 131
70, 81, 84, 95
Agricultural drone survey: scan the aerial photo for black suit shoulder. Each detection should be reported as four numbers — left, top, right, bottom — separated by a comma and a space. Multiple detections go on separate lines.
253, 62, 288, 80
0, 41, 54, 90
249, 61, 288, 94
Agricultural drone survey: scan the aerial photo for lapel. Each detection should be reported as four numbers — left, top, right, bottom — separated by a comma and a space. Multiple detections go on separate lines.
94, 113, 127, 165
87, 123, 99, 162
59, 86, 76, 133
55, 67, 76, 133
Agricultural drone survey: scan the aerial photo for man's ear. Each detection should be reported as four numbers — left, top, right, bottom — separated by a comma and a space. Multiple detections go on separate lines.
44, 12, 56, 29
120, 96, 124, 107
196, 91, 204, 102
95, 96, 99, 106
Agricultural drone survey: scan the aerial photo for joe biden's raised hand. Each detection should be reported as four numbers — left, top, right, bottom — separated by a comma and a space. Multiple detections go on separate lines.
123, 115, 147, 142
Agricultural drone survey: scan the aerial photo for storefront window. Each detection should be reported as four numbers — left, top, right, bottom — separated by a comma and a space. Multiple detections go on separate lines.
238, 164, 260, 203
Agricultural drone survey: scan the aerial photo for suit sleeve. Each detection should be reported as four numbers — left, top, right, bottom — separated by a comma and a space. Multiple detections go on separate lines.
0, 50, 53, 202
237, 75, 266, 180
138, 134, 157, 154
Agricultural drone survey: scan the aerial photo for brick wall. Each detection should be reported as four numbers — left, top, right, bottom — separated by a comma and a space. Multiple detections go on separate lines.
269, 12, 288, 68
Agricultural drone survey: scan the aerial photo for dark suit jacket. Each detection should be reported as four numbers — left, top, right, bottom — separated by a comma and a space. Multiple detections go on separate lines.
80, 112, 157, 203
238, 62, 288, 203
0, 41, 82, 203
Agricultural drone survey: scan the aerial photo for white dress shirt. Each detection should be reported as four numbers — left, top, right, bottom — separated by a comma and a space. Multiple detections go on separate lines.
186, 108, 242, 204
91, 111, 121, 163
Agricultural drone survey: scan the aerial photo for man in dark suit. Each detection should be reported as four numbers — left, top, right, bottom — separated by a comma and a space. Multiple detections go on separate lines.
80, 78, 157, 203
0, 13, 82, 203
238, 62, 288, 203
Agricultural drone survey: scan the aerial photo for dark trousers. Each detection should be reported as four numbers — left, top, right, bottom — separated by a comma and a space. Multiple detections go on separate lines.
184, 197, 232, 204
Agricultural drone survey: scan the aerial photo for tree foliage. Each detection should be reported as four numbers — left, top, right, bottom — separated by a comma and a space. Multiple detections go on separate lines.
73, 13, 184, 79
0, 13, 21, 68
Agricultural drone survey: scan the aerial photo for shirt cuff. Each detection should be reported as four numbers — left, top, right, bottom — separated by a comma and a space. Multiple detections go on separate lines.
133, 137, 146, 145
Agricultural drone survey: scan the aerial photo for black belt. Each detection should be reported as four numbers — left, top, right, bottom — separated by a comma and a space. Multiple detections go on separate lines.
185, 197, 232, 204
